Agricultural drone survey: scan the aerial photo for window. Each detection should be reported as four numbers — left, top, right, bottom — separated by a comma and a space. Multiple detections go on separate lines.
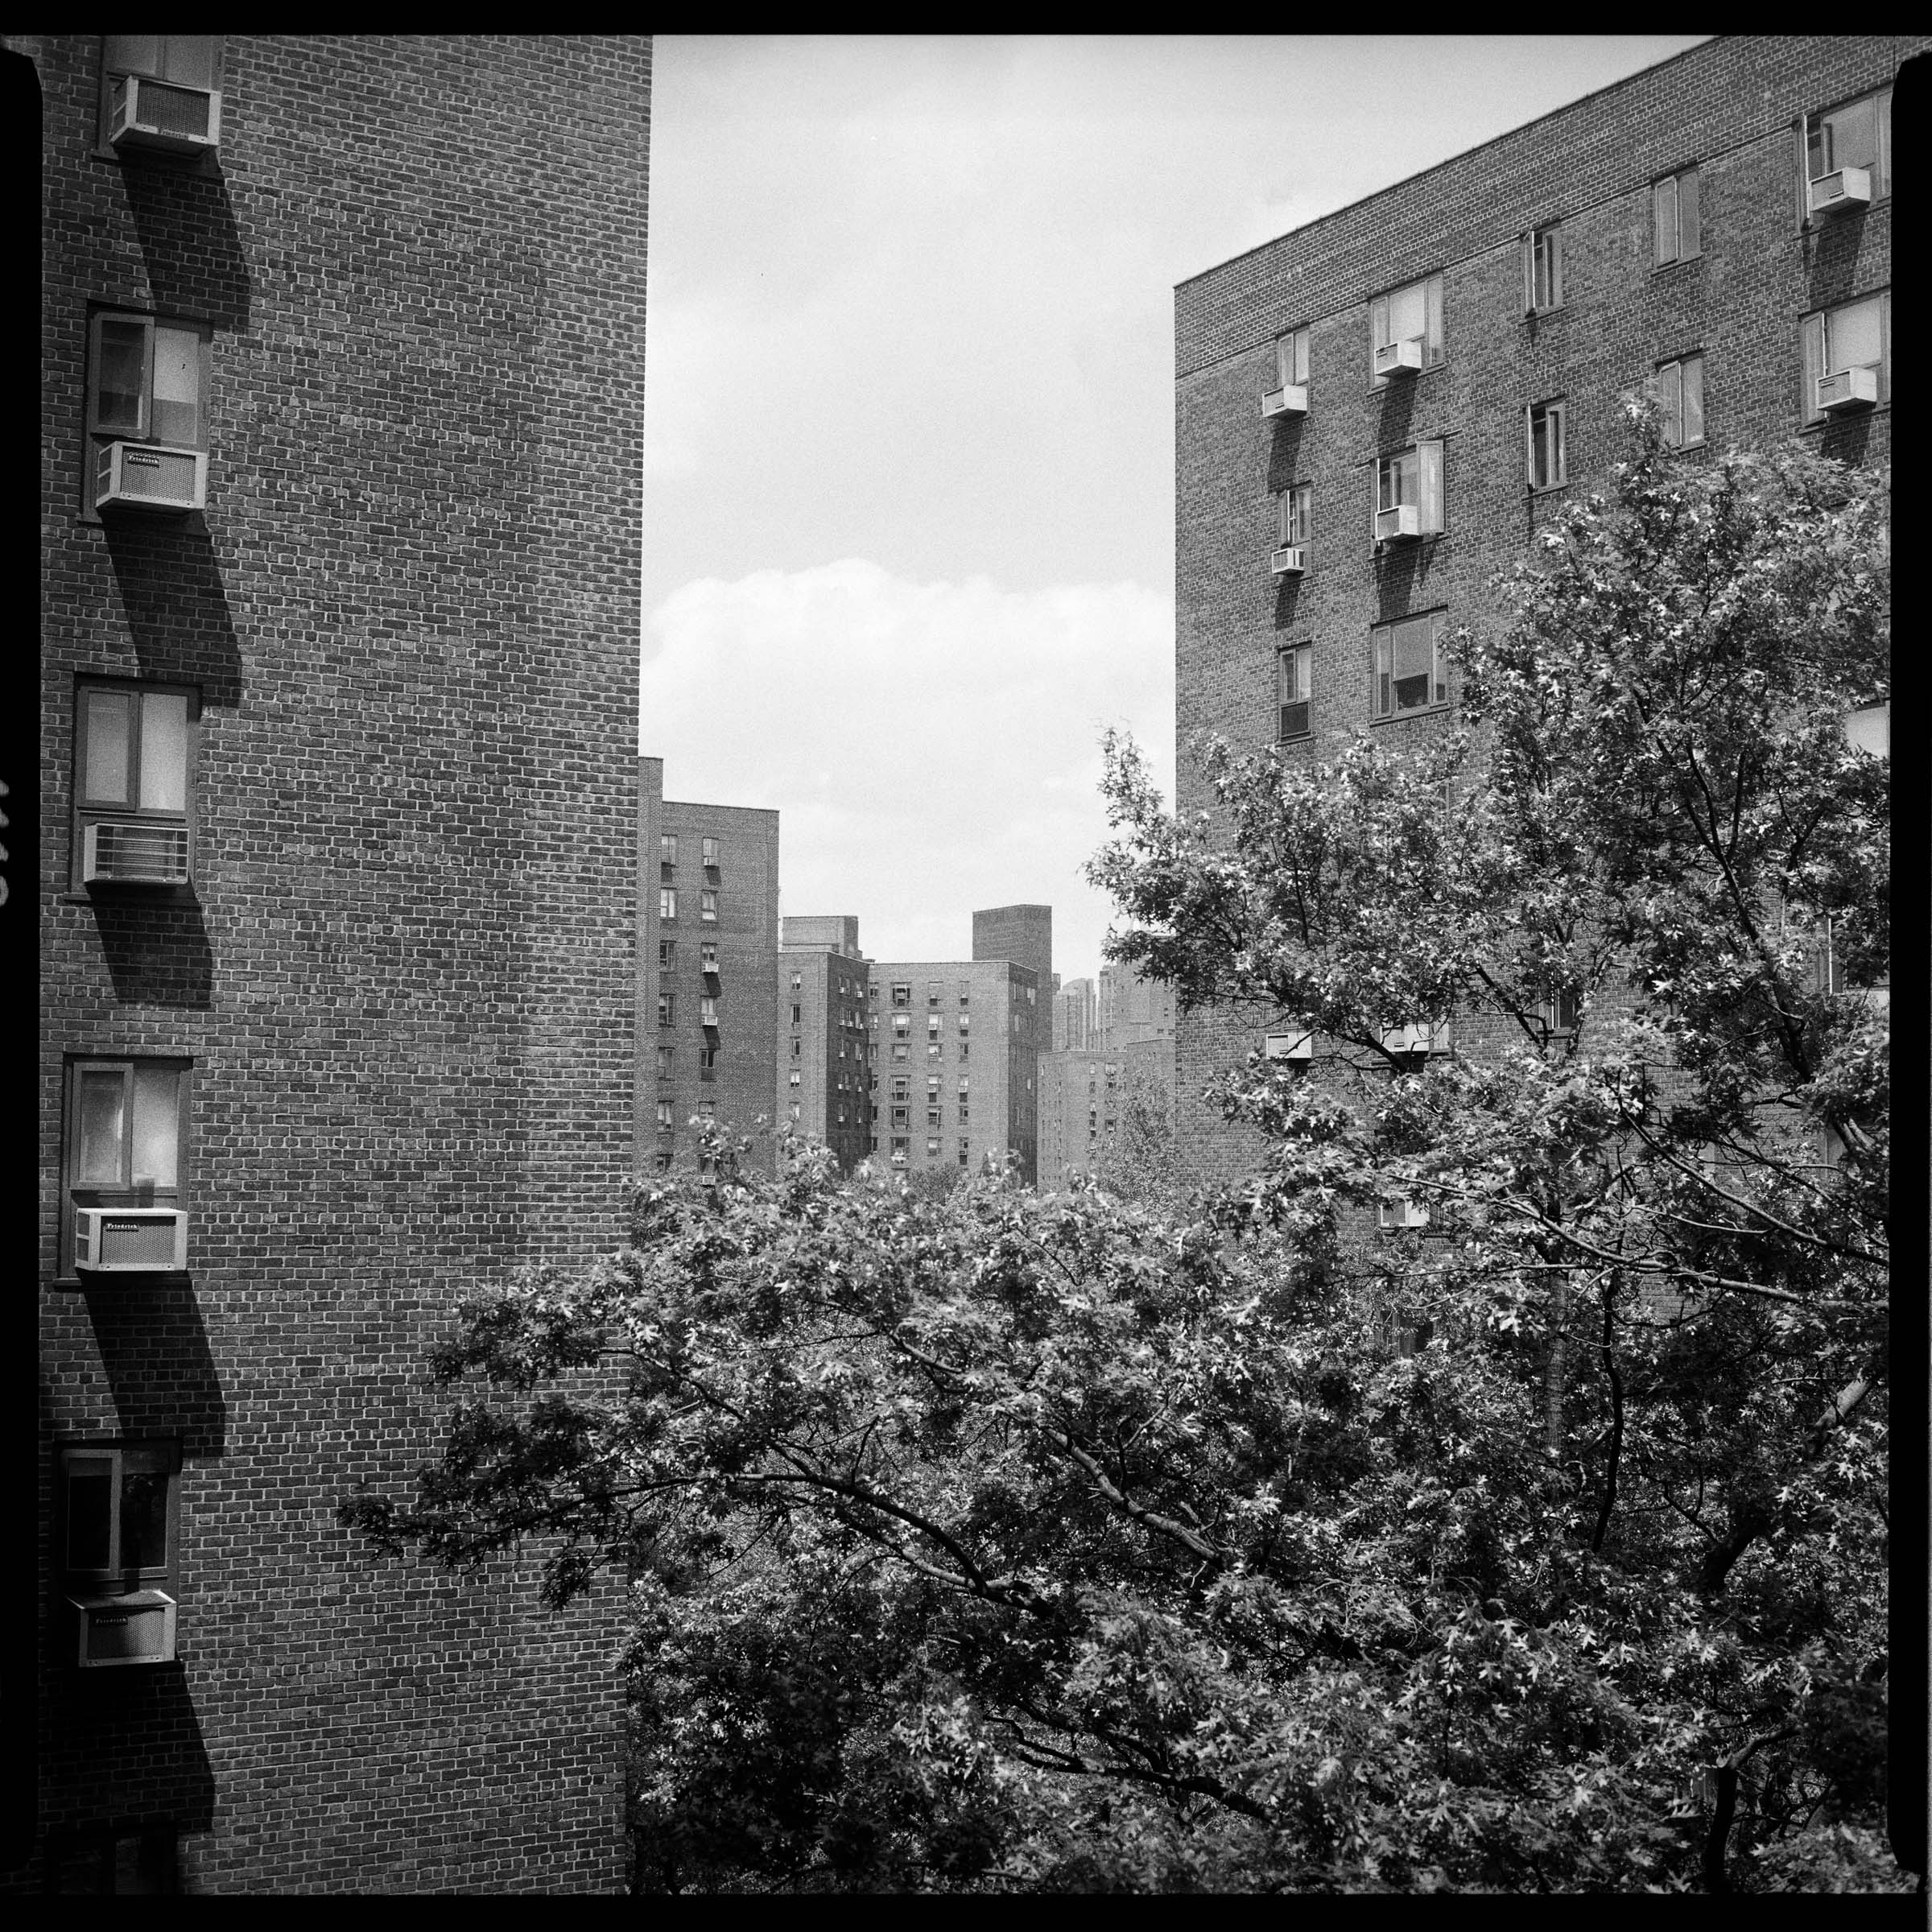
1653, 167, 1701, 264
1656, 354, 1704, 448
658, 939, 676, 970
1278, 644, 1312, 741
957, 1078, 969, 1098
790, 1038, 801, 1059
1802, 294, 1889, 422
893, 1013, 910, 1036
927, 1108, 943, 1129
957, 1106, 969, 1126
791, 1004, 803, 1025
699, 995, 718, 1026
791, 972, 803, 991
656, 1046, 671, 1080
1278, 481, 1311, 550
890, 1137, 909, 1162
1369, 274, 1443, 381
699, 1046, 718, 1079
660, 887, 677, 921
959, 1138, 971, 1167
1527, 399, 1567, 489
927, 1042, 943, 1059
892, 1044, 909, 1063
1372, 611, 1449, 720
1276, 325, 1311, 392
100, 34, 221, 155
891, 982, 910, 1007
72, 680, 195, 889
959, 985, 971, 1006
927, 1076, 940, 1097
660, 834, 676, 869
87, 311, 209, 514
1523, 224, 1563, 312
702, 943, 720, 973
699, 890, 718, 923
789, 1068, 802, 1089
958, 1042, 968, 1062
656, 1100, 674, 1129
658, 994, 674, 1027
702, 835, 721, 869
927, 981, 942, 1007
1375, 440, 1444, 537
958, 1014, 970, 1034
57, 1441, 180, 1668
61, 1059, 188, 1278
1540, 990, 1581, 1037
1806, 89, 1891, 204
927, 1137, 941, 1158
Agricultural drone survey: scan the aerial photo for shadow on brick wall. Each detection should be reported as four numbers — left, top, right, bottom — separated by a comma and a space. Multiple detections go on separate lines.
1801, 213, 1870, 313
102, 524, 243, 709
89, 899, 213, 1009
38, 1663, 217, 1847
1814, 414, 1875, 468
82, 1281, 226, 1458
121, 161, 250, 332
1370, 375, 1418, 451
1264, 417, 1304, 496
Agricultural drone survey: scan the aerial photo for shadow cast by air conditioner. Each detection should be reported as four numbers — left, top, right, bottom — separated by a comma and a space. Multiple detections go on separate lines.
1271, 572, 1302, 629
90, 897, 214, 1009
1370, 376, 1417, 448
102, 522, 243, 709
83, 1277, 227, 1457
1265, 419, 1305, 496
1802, 209, 1870, 312
1373, 543, 1437, 616
1814, 413, 1875, 469
121, 159, 250, 332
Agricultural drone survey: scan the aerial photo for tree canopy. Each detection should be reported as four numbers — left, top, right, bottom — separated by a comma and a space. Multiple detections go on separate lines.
342, 412, 1897, 1893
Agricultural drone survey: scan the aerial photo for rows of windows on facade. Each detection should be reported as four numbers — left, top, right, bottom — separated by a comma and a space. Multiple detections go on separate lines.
1262, 86, 1889, 747
654, 833, 726, 1154
50, 39, 225, 1748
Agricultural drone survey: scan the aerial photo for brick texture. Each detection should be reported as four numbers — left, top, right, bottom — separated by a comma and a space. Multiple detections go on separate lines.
1170, 34, 1913, 1184
23, 33, 651, 1893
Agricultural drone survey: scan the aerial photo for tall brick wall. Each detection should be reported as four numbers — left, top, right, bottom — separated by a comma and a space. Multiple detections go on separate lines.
27, 33, 650, 1893
1171, 34, 1912, 1184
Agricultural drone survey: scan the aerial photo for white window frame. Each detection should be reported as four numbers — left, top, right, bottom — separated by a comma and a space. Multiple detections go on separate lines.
1656, 353, 1705, 448
61, 1057, 190, 1278
1522, 224, 1563, 312
1369, 274, 1443, 383
72, 678, 197, 892
1371, 610, 1450, 721
1802, 291, 1889, 423
1526, 399, 1567, 489
1276, 325, 1310, 390
1277, 643, 1312, 742
1278, 481, 1311, 547
1374, 440, 1444, 535
1804, 87, 1892, 205
1653, 166, 1702, 266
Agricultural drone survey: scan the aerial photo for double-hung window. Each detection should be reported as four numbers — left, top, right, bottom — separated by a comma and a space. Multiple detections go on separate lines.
1657, 354, 1704, 448
701, 835, 721, 873
699, 889, 718, 923
1804, 89, 1891, 213
1653, 167, 1701, 264
1371, 611, 1449, 720
101, 35, 222, 158
58, 1441, 180, 1667
88, 312, 210, 515
1277, 644, 1312, 742
72, 680, 195, 889
1266, 326, 1311, 414
1278, 482, 1311, 564
1527, 400, 1567, 489
1369, 274, 1443, 382
1802, 293, 1889, 423
660, 886, 677, 921
1374, 441, 1444, 541
658, 993, 675, 1028
62, 1058, 189, 1278
659, 834, 676, 877
658, 939, 675, 970
699, 995, 718, 1027
702, 943, 720, 974
1523, 225, 1563, 312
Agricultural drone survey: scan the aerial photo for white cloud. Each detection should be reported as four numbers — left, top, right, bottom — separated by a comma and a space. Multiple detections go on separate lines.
640, 560, 1174, 978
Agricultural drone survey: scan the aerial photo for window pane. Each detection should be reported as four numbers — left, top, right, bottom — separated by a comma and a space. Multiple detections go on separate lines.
1424, 276, 1443, 357
95, 320, 147, 436
1682, 357, 1704, 444
78, 1068, 127, 1185
157, 35, 217, 89
1825, 297, 1882, 374
83, 689, 134, 804
120, 1466, 170, 1571
1418, 442, 1443, 531
105, 35, 162, 76
1653, 175, 1677, 261
1678, 168, 1699, 257
138, 693, 188, 812
1823, 95, 1877, 174
130, 1064, 180, 1189
1659, 361, 1682, 444
1388, 279, 1426, 343
65, 1459, 114, 1571
151, 328, 200, 446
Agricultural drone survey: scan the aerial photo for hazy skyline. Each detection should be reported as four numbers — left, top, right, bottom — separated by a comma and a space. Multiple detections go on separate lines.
637, 34, 1710, 981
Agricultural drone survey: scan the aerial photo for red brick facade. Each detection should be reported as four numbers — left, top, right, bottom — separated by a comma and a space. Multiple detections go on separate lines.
23, 34, 650, 1893
1170, 35, 1913, 1183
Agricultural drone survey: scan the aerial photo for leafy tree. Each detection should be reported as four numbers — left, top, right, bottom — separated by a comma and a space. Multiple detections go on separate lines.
341, 414, 1897, 1893
1085, 1051, 1188, 1214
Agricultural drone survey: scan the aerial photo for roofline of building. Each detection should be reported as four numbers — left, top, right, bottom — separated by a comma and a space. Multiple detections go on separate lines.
1173, 33, 1718, 294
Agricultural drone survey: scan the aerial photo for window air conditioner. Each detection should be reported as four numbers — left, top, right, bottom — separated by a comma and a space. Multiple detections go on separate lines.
74, 1208, 188, 1272
1373, 337, 1424, 378
68, 1591, 178, 1667
84, 820, 191, 886
1378, 1197, 1430, 1230
1381, 1020, 1446, 1056
109, 74, 221, 155
1263, 1028, 1313, 1061
95, 442, 207, 514
1269, 544, 1306, 576
1261, 384, 1309, 419
1815, 366, 1879, 413
1807, 166, 1872, 217
1374, 506, 1421, 543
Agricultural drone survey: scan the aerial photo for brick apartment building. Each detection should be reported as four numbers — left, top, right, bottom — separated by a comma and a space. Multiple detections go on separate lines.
778, 914, 873, 1174
1169, 34, 1909, 1183
23, 34, 650, 1893
1051, 976, 1096, 1052
640, 758, 780, 1178
866, 958, 1040, 1183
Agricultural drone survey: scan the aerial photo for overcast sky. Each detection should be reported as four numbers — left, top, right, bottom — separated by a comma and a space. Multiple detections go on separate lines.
637, 34, 1709, 984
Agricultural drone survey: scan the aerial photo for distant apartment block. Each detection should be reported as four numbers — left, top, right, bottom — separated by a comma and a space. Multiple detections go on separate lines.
1169, 32, 1909, 1183
866, 959, 1039, 1182
972, 903, 1052, 1006
1038, 1037, 1178, 1187
779, 914, 872, 1173
639, 758, 779, 1174
1097, 963, 1177, 1050
1052, 976, 1097, 1051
